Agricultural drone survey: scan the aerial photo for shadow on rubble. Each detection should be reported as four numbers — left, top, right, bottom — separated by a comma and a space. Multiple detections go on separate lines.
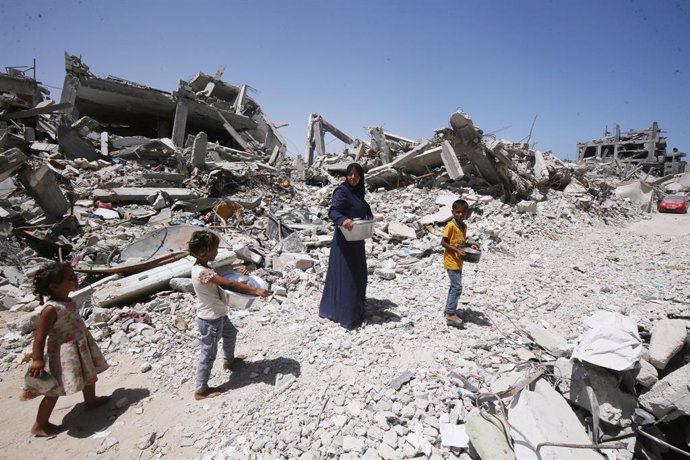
457, 308, 491, 327
222, 357, 301, 391
364, 298, 401, 325
62, 387, 150, 438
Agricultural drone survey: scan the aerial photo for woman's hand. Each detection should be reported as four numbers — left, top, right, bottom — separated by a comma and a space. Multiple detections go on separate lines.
28, 359, 45, 377
455, 248, 466, 258
342, 219, 354, 231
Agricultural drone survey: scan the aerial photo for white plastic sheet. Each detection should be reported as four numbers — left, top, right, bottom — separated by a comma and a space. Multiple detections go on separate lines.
439, 423, 469, 448
571, 310, 642, 371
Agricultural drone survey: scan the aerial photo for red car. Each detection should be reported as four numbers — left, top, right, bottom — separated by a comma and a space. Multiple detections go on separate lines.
658, 194, 689, 213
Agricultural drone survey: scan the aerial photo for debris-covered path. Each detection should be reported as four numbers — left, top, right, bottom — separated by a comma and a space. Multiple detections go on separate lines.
1, 211, 688, 459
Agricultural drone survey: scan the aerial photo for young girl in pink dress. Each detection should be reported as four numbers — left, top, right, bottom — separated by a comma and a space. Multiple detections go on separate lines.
21, 263, 110, 436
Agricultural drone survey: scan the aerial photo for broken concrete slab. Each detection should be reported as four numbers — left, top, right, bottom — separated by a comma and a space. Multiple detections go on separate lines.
450, 110, 501, 186
554, 358, 637, 427
639, 361, 690, 421
0, 101, 72, 121
71, 274, 120, 309
272, 253, 315, 271
389, 369, 414, 390
509, 379, 604, 460
191, 131, 208, 169
57, 124, 102, 161
116, 225, 230, 263
92, 187, 195, 204
17, 164, 70, 218
633, 359, 659, 389
465, 409, 514, 460
368, 126, 391, 164
92, 251, 237, 308
100, 131, 108, 156
387, 222, 417, 240
0, 147, 27, 182
533, 150, 548, 182
417, 194, 458, 226
516, 200, 537, 215
441, 140, 463, 180
648, 319, 687, 370
615, 180, 654, 212
524, 322, 570, 357
234, 246, 264, 265
7, 306, 44, 334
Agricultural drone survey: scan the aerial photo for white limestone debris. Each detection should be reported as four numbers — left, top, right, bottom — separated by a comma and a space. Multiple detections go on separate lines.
1, 55, 690, 459
648, 319, 687, 370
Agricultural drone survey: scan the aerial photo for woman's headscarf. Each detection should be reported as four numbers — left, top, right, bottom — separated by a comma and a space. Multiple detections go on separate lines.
345, 162, 366, 199
343, 162, 372, 218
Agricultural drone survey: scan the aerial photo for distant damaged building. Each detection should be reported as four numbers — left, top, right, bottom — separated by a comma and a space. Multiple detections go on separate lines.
577, 122, 687, 175
59, 53, 286, 164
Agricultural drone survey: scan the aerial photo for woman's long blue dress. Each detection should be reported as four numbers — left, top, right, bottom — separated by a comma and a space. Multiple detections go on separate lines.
319, 183, 370, 329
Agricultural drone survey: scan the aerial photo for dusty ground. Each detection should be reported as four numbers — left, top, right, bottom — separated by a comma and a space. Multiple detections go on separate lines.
0, 210, 688, 460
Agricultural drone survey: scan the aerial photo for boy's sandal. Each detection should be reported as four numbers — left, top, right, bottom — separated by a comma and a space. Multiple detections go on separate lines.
446, 318, 464, 328
194, 387, 222, 400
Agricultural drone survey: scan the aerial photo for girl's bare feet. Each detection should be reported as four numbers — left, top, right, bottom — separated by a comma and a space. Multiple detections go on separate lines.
194, 387, 222, 400
31, 421, 61, 437
223, 355, 247, 371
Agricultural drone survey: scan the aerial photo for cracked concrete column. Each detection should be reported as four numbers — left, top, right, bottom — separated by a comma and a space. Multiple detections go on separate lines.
304, 113, 317, 166
441, 141, 463, 180
369, 126, 391, 164
18, 165, 70, 219
234, 85, 247, 114
171, 98, 189, 147
59, 75, 80, 123
191, 132, 208, 169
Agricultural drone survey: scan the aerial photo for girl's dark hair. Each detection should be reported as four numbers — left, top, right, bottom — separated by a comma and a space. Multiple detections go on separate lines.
33, 262, 71, 304
345, 162, 366, 199
188, 230, 220, 258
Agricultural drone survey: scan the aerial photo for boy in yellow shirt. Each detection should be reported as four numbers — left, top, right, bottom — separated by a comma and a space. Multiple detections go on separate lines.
440, 199, 478, 328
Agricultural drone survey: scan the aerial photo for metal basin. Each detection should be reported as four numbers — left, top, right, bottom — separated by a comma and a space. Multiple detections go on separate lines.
463, 248, 482, 263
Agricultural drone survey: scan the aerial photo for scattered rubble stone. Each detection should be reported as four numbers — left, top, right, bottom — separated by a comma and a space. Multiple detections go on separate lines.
639, 362, 690, 421
648, 319, 686, 370
1, 55, 690, 459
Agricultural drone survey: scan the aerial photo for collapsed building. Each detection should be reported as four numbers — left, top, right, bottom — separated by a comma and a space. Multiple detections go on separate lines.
1, 53, 690, 459
59, 53, 287, 163
577, 122, 687, 176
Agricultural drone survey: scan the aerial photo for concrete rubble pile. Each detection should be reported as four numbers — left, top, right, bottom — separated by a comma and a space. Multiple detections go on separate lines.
304, 110, 575, 207
1, 55, 689, 459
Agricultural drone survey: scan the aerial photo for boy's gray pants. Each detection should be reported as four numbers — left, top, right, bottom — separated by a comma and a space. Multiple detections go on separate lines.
195, 315, 237, 393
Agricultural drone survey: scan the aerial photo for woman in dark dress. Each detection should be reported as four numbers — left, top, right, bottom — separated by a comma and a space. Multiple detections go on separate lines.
319, 163, 372, 330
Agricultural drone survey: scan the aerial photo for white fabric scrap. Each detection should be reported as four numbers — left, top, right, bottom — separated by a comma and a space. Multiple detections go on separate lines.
571, 310, 642, 371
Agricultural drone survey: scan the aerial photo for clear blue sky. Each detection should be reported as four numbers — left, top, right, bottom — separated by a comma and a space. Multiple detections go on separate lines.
3, 0, 689, 160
